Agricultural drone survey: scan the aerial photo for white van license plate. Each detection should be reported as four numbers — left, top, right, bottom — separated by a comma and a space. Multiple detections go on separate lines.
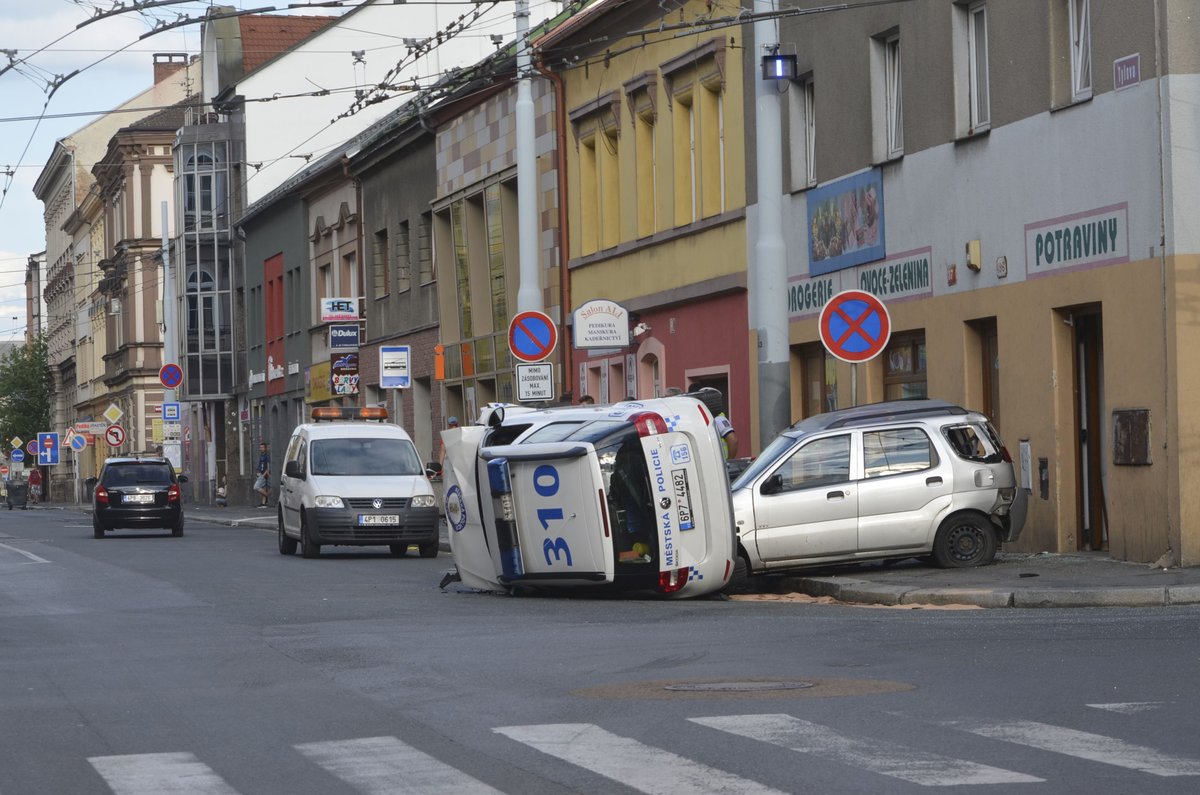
123, 494, 154, 504
358, 515, 400, 526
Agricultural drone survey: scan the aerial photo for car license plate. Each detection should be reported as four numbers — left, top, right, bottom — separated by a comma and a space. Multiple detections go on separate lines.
358, 514, 399, 526
123, 494, 154, 504
671, 469, 695, 530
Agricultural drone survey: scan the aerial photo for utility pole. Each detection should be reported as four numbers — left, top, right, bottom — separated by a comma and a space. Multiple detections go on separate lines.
514, 0, 541, 313
161, 202, 177, 405
753, 0, 791, 447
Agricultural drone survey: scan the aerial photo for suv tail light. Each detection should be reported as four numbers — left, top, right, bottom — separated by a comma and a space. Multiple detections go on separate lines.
658, 566, 690, 593
167, 484, 181, 504
95, 485, 109, 505
629, 411, 667, 437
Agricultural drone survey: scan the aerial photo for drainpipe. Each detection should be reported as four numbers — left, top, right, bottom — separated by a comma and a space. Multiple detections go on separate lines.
534, 55, 572, 398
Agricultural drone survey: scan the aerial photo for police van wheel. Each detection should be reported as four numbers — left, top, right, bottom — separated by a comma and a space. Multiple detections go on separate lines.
389, 544, 408, 557
300, 513, 321, 559
417, 541, 439, 559
724, 553, 756, 594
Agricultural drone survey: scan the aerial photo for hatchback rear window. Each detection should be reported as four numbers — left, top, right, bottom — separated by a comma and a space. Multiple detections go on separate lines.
102, 463, 173, 487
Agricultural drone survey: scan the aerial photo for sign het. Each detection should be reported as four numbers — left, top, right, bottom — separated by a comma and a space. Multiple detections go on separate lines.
320, 297, 360, 323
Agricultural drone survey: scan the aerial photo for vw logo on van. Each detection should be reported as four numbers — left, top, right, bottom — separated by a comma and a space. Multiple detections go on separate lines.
372, 498, 383, 509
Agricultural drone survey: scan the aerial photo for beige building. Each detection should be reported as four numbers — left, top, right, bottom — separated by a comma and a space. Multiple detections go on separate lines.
765, 0, 1200, 564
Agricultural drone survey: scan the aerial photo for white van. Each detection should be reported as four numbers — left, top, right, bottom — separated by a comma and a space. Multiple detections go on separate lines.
441, 397, 736, 598
277, 407, 439, 558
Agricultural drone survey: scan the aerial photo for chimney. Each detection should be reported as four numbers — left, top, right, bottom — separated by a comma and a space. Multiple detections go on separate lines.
153, 53, 188, 85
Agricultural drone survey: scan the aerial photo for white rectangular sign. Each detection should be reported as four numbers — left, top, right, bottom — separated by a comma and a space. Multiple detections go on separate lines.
379, 345, 411, 389
320, 297, 360, 323
516, 363, 554, 402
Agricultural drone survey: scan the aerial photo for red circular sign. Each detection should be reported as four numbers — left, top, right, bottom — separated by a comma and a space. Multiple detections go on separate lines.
819, 290, 892, 364
105, 425, 126, 448
508, 311, 558, 363
159, 363, 184, 389
26, 440, 37, 455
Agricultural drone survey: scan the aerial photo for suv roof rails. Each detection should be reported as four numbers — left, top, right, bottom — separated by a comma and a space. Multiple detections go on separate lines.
793, 399, 968, 431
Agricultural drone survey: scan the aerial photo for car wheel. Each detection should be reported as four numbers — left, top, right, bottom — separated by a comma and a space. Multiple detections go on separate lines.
278, 510, 297, 555
417, 540, 439, 558
389, 544, 408, 557
933, 513, 998, 568
93, 516, 105, 539
171, 516, 184, 537
300, 511, 321, 559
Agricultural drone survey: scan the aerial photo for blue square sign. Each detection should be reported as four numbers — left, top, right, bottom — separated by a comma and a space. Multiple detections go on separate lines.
163, 402, 181, 422
37, 432, 59, 466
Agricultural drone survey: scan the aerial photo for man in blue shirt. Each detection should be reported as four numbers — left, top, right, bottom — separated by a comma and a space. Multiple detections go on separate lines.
255, 442, 271, 507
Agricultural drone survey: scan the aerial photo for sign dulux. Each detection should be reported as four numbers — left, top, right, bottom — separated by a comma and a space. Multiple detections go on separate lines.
573, 299, 630, 348
320, 297, 360, 323
329, 324, 360, 350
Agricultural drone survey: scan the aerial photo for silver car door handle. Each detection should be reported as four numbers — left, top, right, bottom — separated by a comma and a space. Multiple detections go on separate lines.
926, 476, 943, 486
826, 490, 846, 500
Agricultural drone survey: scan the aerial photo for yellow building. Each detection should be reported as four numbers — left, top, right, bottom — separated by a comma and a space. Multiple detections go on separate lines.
539, 0, 751, 431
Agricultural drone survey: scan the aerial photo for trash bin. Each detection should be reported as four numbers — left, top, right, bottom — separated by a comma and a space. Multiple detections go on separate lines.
6, 481, 28, 510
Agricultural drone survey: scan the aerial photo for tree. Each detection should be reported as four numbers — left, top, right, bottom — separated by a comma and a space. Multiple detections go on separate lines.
0, 335, 53, 445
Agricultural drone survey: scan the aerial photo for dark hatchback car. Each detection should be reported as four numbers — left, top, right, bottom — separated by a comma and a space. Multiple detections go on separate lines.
88, 457, 187, 538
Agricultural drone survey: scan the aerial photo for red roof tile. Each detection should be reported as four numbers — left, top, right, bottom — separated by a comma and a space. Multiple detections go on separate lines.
239, 14, 339, 74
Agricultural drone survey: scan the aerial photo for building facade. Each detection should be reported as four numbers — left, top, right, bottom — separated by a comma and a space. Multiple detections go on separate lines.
760, 0, 1200, 564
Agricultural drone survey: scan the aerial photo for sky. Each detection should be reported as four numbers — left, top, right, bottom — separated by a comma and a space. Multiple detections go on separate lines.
0, 0, 356, 344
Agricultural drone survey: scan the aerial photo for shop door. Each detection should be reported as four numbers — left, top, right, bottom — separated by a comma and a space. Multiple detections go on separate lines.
1073, 310, 1106, 551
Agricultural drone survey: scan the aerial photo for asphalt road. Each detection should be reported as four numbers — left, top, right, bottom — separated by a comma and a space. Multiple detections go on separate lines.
2, 508, 1200, 794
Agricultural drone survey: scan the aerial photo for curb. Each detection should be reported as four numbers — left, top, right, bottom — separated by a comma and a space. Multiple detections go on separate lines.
781, 575, 1196, 609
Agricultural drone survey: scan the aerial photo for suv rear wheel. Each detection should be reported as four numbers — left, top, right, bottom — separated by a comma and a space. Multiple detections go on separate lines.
933, 513, 998, 568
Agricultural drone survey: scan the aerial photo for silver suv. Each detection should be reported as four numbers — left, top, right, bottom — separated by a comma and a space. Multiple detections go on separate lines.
731, 400, 1027, 574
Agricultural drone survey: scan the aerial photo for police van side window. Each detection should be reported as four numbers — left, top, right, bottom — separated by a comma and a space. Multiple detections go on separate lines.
295, 441, 307, 476
284, 434, 303, 469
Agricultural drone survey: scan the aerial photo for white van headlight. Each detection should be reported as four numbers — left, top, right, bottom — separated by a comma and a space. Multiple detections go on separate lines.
314, 495, 345, 508
410, 494, 436, 508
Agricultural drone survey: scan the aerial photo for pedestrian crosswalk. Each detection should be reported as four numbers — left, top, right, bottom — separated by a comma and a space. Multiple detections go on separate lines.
83, 710, 1199, 794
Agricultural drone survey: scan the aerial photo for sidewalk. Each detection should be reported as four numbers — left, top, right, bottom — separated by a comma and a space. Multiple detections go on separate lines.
758, 551, 1200, 609
35, 501, 1200, 608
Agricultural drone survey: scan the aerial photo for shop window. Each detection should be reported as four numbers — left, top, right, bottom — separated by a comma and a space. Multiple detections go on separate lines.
883, 332, 927, 400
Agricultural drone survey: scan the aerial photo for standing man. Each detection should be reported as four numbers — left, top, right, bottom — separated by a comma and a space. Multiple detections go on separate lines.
255, 442, 271, 507
28, 467, 42, 505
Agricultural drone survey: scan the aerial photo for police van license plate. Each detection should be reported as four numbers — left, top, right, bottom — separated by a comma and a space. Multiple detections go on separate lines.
358, 514, 400, 526
671, 469, 695, 530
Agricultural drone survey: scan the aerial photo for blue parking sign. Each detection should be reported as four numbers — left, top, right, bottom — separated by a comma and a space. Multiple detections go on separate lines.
37, 432, 59, 466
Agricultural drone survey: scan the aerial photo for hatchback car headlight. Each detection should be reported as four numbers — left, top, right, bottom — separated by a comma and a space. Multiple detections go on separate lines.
410, 494, 436, 508
314, 495, 345, 508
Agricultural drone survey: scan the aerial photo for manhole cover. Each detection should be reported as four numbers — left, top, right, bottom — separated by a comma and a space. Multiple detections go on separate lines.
664, 681, 814, 693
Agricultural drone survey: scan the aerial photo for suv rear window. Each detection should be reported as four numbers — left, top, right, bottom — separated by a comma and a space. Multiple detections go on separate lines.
942, 422, 1004, 463
102, 463, 173, 487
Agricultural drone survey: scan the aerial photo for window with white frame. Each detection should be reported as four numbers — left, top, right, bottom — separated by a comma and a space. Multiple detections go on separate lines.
885, 34, 904, 158
788, 77, 816, 190
968, 2, 990, 130
1069, 0, 1091, 101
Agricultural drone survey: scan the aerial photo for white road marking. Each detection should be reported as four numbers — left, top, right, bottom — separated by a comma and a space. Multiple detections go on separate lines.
88, 752, 239, 794
295, 736, 502, 794
0, 541, 49, 563
692, 714, 1042, 787
951, 720, 1200, 776
1087, 702, 1165, 714
495, 723, 787, 795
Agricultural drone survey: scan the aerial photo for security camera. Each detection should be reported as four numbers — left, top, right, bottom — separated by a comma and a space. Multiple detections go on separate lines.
632, 322, 651, 336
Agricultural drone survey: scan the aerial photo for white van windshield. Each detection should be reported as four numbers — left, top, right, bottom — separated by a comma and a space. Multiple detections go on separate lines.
310, 438, 424, 476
